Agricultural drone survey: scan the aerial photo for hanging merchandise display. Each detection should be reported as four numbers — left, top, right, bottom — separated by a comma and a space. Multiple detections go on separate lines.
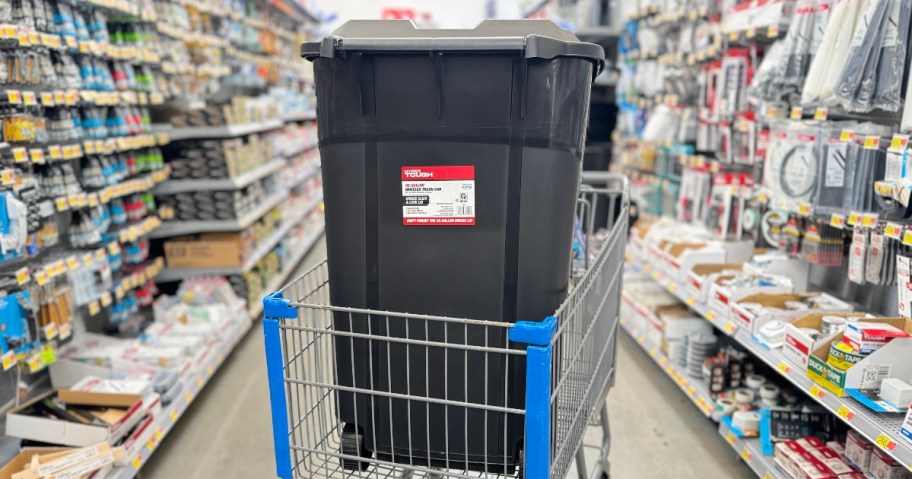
619, 0, 912, 476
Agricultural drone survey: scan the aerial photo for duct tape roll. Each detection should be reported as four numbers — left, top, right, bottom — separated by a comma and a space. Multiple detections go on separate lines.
716, 399, 737, 415
745, 374, 766, 390
734, 388, 755, 404
827, 340, 866, 371
732, 411, 761, 433
759, 383, 780, 400
821, 316, 848, 336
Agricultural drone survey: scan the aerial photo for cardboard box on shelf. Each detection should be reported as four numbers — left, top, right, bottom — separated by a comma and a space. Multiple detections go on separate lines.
843, 319, 912, 354
6, 390, 146, 447
783, 312, 868, 369
869, 447, 911, 479
0, 448, 69, 479
731, 292, 853, 331
163, 233, 246, 269
807, 334, 854, 396
685, 263, 743, 301
844, 338, 912, 412
708, 274, 794, 322
844, 430, 873, 473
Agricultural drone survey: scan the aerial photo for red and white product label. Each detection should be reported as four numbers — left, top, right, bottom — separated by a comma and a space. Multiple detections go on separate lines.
401, 166, 475, 226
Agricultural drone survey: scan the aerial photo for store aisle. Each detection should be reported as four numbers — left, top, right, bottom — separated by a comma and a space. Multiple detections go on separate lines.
142, 245, 752, 478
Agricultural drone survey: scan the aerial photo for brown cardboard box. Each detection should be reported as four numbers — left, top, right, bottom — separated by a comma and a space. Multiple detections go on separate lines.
0, 449, 69, 479
164, 233, 245, 269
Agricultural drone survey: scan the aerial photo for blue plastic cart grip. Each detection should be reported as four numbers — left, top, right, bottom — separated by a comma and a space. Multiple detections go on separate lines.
264, 318, 293, 479
524, 343, 552, 478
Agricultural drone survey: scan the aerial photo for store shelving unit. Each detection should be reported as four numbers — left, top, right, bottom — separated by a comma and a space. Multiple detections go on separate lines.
105, 308, 252, 479
618, 314, 715, 416
247, 225, 324, 320
152, 157, 287, 195
627, 255, 912, 471
168, 119, 285, 141
155, 194, 323, 281
718, 420, 790, 479
150, 190, 286, 238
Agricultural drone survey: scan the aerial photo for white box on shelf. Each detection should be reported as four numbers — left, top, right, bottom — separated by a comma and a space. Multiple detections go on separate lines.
782, 312, 867, 368
685, 263, 743, 301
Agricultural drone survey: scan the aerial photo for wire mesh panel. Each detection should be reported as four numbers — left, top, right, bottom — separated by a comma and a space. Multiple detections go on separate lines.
264, 174, 628, 479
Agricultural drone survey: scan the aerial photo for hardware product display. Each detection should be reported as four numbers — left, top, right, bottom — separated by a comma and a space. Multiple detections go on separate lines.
618, 0, 912, 473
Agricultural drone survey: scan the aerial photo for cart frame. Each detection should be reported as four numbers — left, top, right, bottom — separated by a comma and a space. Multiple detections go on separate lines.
263, 173, 628, 479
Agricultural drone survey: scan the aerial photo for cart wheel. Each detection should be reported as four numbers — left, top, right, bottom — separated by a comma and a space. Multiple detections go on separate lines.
340, 424, 371, 471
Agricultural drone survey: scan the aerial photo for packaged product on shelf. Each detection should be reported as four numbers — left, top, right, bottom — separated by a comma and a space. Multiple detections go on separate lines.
872, 0, 912, 111
686, 263, 744, 302
845, 429, 874, 473
832, 0, 890, 111
731, 291, 853, 336
843, 319, 911, 353
0, 443, 124, 479
869, 447, 912, 479
782, 312, 868, 367
708, 273, 795, 317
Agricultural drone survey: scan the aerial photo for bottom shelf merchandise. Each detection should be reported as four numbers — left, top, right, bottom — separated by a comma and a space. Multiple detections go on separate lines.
623, 215, 912, 479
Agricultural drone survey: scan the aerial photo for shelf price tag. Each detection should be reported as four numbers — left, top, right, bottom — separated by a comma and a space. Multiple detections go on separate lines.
54, 197, 69, 212
15, 267, 29, 286
875, 433, 897, 452
862, 213, 879, 228
705, 310, 717, 321
668, 283, 677, 293
740, 449, 752, 461
40, 91, 54, 106
809, 383, 826, 399
66, 256, 79, 270
830, 214, 846, 229
11, 148, 26, 163
30, 148, 44, 164
864, 136, 881, 150
132, 456, 142, 470
840, 130, 856, 142
790, 107, 803, 120
798, 203, 811, 217
22, 91, 36, 105
813, 107, 828, 121
6, 90, 21, 104
1, 351, 15, 371
43, 322, 58, 340
100, 292, 112, 307
836, 404, 855, 421
34, 269, 48, 286
169, 409, 178, 421
885, 223, 903, 240
726, 432, 737, 445
847, 212, 862, 226
777, 361, 791, 374
891, 135, 909, 150
723, 322, 737, 334
88, 300, 101, 316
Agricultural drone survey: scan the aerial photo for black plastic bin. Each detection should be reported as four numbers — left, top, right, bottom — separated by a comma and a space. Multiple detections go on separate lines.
302, 20, 604, 472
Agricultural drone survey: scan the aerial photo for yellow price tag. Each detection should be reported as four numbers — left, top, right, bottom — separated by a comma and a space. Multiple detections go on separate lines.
88, 300, 101, 316
809, 384, 826, 399
155, 427, 163, 441
726, 432, 737, 445
836, 404, 855, 421
0, 170, 14, 186
66, 256, 79, 270
55, 197, 69, 212
6, 90, 21, 104
169, 409, 178, 421
15, 267, 29, 285
890, 135, 909, 150
830, 214, 845, 229
862, 213, 879, 228
777, 361, 791, 374
798, 203, 811, 217
847, 212, 862, 226
790, 106, 803, 119
100, 293, 112, 307
1, 351, 15, 371
813, 107, 828, 121
11, 148, 26, 163
768, 25, 779, 37
728, 31, 738, 41
885, 223, 903, 239
875, 433, 897, 452
706, 310, 716, 321
132, 456, 142, 470
668, 283, 677, 292
29, 149, 44, 164
740, 449, 752, 461
686, 297, 696, 306
34, 270, 48, 286
746, 27, 756, 38
21, 91, 36, 105
43, 323, 58, 340
723, 322, 737, 334
864, 136, 880, 149
840, 130, 856, 142
40, 91, 54, 106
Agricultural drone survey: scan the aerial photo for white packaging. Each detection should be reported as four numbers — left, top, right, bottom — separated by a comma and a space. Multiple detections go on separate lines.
881, 378, 912, 409
845, 429, 874, 472
71, 376, 152, 397
870, 448, 912, 479
844, 321, 910, 353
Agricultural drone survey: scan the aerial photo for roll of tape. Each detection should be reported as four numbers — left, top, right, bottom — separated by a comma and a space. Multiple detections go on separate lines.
827, 341, 865, 371
734, 388, 755, 404
716, 399, 737, 415
759, 383, 780, 400
745, 374, 766, 390
732, 410, 761, 432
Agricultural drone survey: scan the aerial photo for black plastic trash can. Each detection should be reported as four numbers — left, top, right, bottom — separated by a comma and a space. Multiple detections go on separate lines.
302, 20, 604, 472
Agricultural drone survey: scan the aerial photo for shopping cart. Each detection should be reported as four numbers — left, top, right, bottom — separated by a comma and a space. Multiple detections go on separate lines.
262, 172, 629, 479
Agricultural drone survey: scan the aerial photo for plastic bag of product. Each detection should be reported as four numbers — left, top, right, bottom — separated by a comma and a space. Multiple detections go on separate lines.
749, 41, 787, 103
833, 0, 890, 110
803, 0, 851, 104
819, 0, 864, 103
872, 0, 912, 111
783, 0, 816, 85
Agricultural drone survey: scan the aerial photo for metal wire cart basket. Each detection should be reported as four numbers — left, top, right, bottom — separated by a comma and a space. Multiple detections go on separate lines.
262, 173, 629, 479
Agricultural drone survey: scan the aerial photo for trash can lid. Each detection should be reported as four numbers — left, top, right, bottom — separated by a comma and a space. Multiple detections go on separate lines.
301, 20, 605, 77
